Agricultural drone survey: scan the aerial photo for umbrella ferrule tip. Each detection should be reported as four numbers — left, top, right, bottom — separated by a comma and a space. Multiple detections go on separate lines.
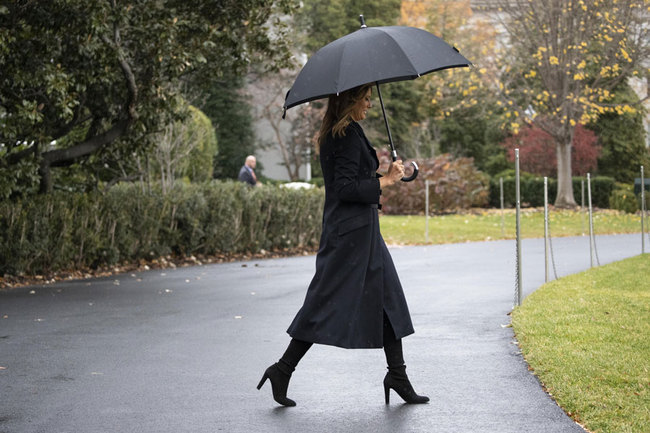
359, 14, 367, 28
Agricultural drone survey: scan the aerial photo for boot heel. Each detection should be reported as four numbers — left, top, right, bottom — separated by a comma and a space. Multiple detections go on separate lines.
257, 364, 297, 406
383, 366, 429, 404
257, 373, 269, 390
384, 384, 390, 404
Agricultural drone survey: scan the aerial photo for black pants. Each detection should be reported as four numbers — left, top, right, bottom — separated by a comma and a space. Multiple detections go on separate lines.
279, 311, 405, 372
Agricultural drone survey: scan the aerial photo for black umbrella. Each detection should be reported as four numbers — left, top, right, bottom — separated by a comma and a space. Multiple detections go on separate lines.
283, 15, 472, 181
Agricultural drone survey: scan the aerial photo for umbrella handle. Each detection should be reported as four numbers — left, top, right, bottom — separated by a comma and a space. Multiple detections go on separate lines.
390, 150, 418, 182
402, 161, 419, 182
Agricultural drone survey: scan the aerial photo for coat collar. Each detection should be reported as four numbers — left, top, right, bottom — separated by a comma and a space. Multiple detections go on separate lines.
350, 121, 379, 168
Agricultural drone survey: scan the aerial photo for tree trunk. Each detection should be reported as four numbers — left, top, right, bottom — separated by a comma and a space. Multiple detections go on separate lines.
35, 119, 131, 193
38, 161, 52, 194
554, 142, 577, 208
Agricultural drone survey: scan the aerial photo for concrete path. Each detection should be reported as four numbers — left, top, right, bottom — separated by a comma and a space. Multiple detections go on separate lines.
0, 233, 643, 433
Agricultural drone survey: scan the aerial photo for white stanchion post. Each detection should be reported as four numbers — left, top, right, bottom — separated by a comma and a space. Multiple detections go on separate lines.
581, 179, 586, 236
515, 149, 522, 306
425, 179, 429, 244
500, 177, 505, 237
642, 166, 645, 254
544, 177, 549, 283
588, 173, 594, 267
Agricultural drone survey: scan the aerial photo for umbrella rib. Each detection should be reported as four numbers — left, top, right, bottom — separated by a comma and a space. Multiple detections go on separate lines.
334, 36, 367, 94
335, 42, 347, 94
379, 31, 420, 79
337, 29, 421, 92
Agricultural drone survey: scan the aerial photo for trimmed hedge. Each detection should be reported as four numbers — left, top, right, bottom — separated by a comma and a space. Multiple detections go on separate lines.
488, 174, 615, 208
0, 181, 324, 276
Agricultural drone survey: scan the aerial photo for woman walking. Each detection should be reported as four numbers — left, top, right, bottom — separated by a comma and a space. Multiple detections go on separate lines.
257, 84, 428, 407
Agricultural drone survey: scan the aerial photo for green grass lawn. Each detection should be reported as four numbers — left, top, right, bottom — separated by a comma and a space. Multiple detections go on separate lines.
379, 209, 645, 245
511, 254, 650, 433
380, 209, 648, 431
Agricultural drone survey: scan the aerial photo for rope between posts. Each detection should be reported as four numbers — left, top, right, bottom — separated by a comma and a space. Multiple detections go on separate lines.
589, 211, 601, 266
547, 217, 559, 280
593, 229, 601, 266
514, 242, 521, 307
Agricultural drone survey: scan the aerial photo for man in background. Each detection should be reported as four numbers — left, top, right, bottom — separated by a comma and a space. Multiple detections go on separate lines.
238, 155, 259, 187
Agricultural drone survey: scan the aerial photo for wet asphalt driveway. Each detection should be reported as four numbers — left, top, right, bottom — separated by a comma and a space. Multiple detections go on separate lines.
0, 233, 643, 433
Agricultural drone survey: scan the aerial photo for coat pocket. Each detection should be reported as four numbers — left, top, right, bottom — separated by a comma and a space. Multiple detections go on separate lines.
337, 212, 370, 236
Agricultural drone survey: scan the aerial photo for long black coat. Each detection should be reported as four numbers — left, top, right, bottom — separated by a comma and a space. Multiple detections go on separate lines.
287, 121, 414, 349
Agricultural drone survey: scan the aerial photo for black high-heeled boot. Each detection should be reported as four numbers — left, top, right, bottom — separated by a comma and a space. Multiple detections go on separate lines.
257, 361, 296, 407
258, 339, 312, 407
383, 365, 429, 404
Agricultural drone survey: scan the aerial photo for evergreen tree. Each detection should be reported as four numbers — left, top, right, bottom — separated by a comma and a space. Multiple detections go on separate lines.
197, 75, 257, 180
0, 0, 296, 195
587, 84, 649, 183
438, 104, 508, 175
298, 0, 402, 53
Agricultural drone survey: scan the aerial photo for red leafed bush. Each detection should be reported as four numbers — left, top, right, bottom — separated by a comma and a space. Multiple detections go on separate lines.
502, 124, 600, 177
378, 150, 490, 215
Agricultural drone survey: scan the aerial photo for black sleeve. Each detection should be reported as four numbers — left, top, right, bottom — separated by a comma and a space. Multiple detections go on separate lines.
332, 131, 381, 204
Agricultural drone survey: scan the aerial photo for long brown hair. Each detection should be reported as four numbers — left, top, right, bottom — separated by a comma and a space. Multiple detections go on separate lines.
316, 84, 373, 153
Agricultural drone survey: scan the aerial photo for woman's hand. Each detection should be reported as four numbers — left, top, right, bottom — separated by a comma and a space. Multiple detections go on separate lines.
379, 160, 405, 189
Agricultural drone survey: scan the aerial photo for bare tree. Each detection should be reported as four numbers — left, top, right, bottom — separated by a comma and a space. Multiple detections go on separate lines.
148, 108, 214, 195
154, 122, 191, 194
248, 70, 323, 181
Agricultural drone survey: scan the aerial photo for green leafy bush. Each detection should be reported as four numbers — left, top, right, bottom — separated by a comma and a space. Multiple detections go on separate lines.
585, 176, 615, 208
634, 179, 650, 211
609, 183, 638, 214
0, 181, 324, 276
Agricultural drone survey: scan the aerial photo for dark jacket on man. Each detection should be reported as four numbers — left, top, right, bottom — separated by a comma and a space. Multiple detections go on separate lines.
287, 121, 414, 349
238, 165, 256, 186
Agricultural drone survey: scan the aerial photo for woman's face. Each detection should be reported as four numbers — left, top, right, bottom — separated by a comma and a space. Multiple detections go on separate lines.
351, 88, 372, 121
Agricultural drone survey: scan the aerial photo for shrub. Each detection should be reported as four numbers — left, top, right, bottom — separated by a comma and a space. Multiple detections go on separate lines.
0, 181, 324, 276
308, 177, 325, 187
488, 175, 614, 208
583, 176, 615, 208
489, 171, 554, 208
379, 151, 490, 215
633, 179, 650, 210
609, 183, 638, 214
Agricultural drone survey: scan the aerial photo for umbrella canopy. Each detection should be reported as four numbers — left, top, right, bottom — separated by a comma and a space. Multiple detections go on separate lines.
283, 24, 471, 110
284, 17, 472, 182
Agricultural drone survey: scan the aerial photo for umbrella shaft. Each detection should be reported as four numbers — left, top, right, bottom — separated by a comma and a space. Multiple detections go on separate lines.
375, 83, 398, 162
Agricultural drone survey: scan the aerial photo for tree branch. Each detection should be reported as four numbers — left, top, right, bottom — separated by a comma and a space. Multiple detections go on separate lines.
102, 2, 138, 121
34, 3, 139, 175
5, 143, 38, 165
42, 119, 130, 167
